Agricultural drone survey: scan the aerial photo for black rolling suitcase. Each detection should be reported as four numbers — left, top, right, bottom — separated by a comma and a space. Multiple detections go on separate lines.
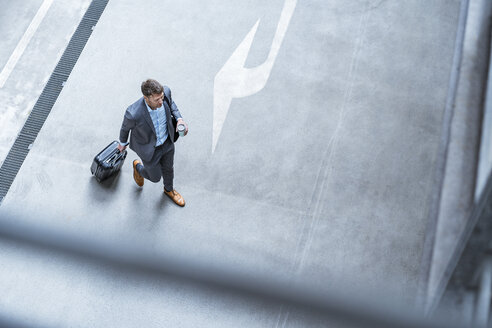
91, 141, 127, 182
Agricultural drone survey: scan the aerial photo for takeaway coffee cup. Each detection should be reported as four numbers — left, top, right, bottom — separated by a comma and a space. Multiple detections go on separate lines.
177, 123, 186, 137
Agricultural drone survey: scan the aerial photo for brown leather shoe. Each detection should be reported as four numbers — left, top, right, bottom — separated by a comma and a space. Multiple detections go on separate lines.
133, 160, 144, 187
164, 189, 185, 207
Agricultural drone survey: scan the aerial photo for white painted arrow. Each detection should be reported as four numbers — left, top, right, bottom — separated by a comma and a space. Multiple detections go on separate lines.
213, 0, 297, 153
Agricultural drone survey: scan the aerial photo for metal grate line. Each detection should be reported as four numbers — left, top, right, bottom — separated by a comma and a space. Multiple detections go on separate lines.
0, 0, 109, 204
2, 154, 29, 163
26, 111, 51, 120
32, 95, 58, 103
83, 17, 100, 23
52, 71, 70, 78
30, 103, 56, 111
6, 147, 33, 157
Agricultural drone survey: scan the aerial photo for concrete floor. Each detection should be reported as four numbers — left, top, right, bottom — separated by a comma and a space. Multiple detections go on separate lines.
0, 0, 463, 326
0, 0, 92, 165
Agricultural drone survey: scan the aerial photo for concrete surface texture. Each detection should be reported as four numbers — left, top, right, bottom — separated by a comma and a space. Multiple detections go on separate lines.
0, 0, 92, 166
0, 0, 462, 326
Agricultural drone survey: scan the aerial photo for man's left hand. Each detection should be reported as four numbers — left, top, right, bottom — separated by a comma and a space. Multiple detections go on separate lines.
177, 118, 188, 136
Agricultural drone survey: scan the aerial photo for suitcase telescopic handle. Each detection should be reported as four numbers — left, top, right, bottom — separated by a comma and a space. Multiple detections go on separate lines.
105, 151, 119, 164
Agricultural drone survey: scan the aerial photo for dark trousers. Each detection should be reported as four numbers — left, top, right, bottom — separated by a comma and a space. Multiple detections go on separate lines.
137, 136, 175, 191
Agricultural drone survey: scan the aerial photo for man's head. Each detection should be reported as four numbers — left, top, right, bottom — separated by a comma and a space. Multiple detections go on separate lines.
141, 79, 164, 110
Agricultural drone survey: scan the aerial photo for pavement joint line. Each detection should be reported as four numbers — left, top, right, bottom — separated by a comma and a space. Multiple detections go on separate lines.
0, 0, 109, 205
276, 8, 371, 325
293, 2, 370, 275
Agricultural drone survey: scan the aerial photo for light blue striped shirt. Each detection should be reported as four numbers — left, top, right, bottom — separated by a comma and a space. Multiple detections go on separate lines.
145, 101, 168, 147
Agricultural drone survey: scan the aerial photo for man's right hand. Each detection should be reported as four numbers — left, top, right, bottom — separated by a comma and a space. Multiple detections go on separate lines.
117, 144, 127, 152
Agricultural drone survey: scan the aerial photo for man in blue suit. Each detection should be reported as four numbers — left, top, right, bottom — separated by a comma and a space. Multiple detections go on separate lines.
117, 79, 188, 207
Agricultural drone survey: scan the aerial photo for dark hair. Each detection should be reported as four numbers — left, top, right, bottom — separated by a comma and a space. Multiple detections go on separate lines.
141, 79, 164, 97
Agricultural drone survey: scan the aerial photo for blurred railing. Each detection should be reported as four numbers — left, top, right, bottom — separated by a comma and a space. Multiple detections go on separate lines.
0, 210, 468, 328
430, 4, 492, 324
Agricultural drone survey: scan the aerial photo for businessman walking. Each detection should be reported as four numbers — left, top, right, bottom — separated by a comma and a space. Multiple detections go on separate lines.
117, 79, 188, 206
